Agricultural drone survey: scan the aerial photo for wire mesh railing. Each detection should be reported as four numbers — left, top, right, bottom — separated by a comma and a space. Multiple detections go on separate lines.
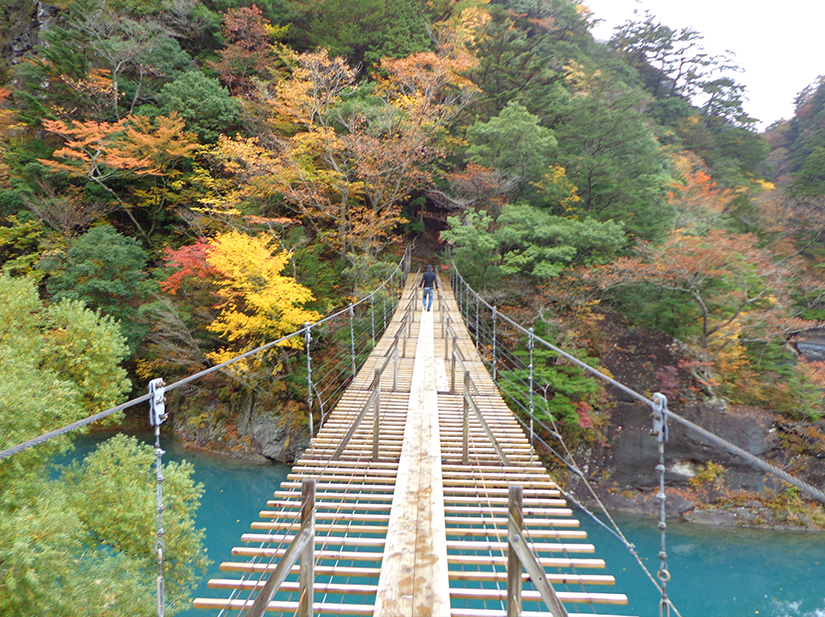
447, 256, 825, 617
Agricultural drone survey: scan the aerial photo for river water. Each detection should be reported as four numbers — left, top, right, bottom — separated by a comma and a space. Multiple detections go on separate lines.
60, 433, 825, 617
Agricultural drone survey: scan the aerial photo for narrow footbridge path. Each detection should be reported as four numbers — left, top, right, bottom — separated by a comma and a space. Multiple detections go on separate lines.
194, 274, 634, 617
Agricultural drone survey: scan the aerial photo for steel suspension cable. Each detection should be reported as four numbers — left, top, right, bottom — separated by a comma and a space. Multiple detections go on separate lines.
449, 264, 825, 505
457, 288, 683, 614
0, 249, 410, 461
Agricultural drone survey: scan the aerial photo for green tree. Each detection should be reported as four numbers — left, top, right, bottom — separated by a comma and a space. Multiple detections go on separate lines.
287, 0, 430, 68
0, 275, 205, 614
62, 435, 209, 613
157, 71, 241, 142
0, 214, 46, 276
0, 486, 153, 616
495, 204, 626, 279
40, 224, 154, 354
551, 72, 670, 238
608, 10, 749, 123
442, 208, 500, 288
466, 1, 591, 121
793, 146, 825, 196
464, 101, 557, 203
0, 273, 129, 484
442, 204, 626, 287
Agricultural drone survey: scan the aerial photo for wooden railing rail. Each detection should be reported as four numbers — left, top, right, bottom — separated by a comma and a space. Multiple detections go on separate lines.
331, 368, 382, 461
331, 286, 420, 462
246, 479, 316, 617
462, 370, 510, 466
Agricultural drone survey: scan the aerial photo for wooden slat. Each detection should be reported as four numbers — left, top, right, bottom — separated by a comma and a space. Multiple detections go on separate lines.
220, 562, 382, 577
194, 277, 633, 617
449, 588, 628, 605
447, 554, 606, 568
209, 579, 378, 594
449, 571, 616, 585
193, 599, 375, 614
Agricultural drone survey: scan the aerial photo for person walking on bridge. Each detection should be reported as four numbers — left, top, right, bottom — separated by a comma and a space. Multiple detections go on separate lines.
419, 264, 439, 312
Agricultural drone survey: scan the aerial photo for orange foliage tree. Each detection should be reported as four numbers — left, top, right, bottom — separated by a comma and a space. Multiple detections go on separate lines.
142, 230, 321, 383
210, 5, 285, 97
596, 229, 808, 367
668, 168, 734, 231
39, 113, 198, 244
216, 45, 476, 267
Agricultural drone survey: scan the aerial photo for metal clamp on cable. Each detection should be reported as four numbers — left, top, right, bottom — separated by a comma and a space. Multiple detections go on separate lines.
651, 392, 668, 443
149, 378, 167, 427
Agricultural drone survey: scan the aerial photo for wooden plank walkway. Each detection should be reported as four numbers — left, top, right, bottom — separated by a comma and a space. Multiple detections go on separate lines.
194, 273, 636, 617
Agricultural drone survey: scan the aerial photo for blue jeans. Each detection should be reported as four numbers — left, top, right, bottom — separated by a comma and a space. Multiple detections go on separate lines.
422, 287, 434, 311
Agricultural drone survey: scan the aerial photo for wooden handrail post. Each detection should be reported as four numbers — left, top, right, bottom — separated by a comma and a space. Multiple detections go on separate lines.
450, 337, 458, 394
372, 379, 380, 462
462, 370, 470, 465
299, 478, 316, 617
507, 486, 570, 617
507, 485, 523, 617
246, 482, 316, 617
392, 345, 398, 393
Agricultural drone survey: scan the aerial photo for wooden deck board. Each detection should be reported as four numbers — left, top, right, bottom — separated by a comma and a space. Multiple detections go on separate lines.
193, 274, 635, 616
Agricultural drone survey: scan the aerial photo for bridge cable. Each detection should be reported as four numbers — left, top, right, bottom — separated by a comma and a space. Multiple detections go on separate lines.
0, 249, 411, 462
449, 263, 825, 506
457, 269, 685, 614
449, 266, 686, 615
453, 283, 604, 614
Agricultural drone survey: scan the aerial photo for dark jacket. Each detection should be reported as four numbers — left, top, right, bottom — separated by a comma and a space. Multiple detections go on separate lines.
420, 271, 439, 289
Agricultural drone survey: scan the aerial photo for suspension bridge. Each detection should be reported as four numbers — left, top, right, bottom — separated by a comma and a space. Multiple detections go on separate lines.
3, 250, 824, 617
192, 268, 633, 617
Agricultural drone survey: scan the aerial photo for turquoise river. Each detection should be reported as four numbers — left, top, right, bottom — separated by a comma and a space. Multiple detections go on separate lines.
60, 433, 825, 617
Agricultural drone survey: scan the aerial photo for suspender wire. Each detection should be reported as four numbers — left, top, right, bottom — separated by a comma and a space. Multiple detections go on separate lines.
652, 393, 672, 617
349, 304, 357, 379
305, 323, 314, 437
492, 306, 498, 382
528, 327, 535, 462
154, 423, 166, 617
148, 378, 168, 617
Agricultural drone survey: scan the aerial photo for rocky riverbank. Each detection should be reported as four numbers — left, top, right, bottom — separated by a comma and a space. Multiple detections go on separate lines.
565, 326, 825, 531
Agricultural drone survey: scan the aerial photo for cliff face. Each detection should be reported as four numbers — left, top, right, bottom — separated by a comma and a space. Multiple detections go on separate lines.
167, 388, 311, 464
1, 0, 57, 65
567, 326, 825, 529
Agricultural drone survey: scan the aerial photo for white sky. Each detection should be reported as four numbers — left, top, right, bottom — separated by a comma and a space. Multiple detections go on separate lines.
583, 0, 825, 130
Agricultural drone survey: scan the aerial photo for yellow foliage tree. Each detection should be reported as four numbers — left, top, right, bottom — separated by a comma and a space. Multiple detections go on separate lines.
205, 230, 320, 368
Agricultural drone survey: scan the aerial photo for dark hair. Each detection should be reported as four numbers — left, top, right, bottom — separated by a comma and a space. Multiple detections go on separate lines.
426, 264, 433, 271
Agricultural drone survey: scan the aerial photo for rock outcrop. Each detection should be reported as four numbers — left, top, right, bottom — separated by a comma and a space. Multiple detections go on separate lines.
3, 0, 58, 64
567, 326, 824, 528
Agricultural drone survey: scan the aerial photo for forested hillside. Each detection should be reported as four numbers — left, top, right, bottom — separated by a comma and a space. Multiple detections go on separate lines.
2, 0, 825, 610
